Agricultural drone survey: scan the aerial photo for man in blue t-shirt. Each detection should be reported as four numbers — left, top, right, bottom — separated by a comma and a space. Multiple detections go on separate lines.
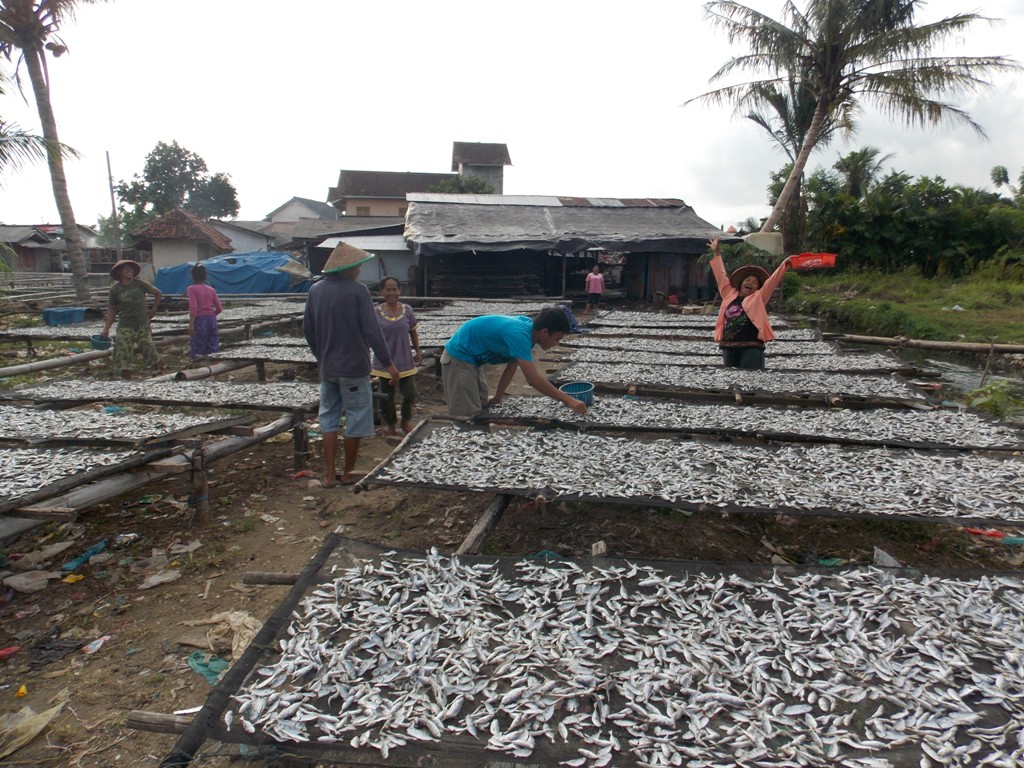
441, 307, 588, 418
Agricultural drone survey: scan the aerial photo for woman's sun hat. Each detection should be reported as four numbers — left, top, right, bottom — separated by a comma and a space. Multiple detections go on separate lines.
729, 264, 769, 290
109, 259, 141, 280
323, 242, 375, 274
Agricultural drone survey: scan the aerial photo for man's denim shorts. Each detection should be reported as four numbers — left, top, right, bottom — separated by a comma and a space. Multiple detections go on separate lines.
318, 376, 373, 437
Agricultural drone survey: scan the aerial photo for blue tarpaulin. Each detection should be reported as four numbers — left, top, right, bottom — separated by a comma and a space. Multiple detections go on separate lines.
154, 252, 312, 295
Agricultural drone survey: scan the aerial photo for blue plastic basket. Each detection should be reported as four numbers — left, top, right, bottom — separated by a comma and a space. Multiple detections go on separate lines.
42, 307, 87, 326
90, 334, 112, 351
559, 381, 595, 406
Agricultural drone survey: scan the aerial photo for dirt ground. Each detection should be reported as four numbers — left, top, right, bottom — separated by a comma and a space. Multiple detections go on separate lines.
1, 344, 1023, 767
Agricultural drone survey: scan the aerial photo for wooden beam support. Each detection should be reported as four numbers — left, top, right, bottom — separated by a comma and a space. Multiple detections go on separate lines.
457, 494, 512, 556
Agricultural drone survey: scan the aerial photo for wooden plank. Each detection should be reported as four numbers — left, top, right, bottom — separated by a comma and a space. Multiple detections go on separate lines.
830, 333, 1024, 354
456, 494, 512, 555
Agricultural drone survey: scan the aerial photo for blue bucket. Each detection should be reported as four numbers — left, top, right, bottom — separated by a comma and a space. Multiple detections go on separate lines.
90, 334, 112, 351
559, 381, 594, 406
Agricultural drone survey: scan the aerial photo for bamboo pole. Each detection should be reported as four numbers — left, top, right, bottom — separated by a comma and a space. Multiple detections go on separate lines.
17, 414, 298, 516
0, 348, 111, 377
831, 334, 1024, 354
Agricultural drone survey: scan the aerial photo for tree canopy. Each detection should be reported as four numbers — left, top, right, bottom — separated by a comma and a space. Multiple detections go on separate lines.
690, 0, 1021, 234
427, 175, 495, 194
0, 0, 100, 299
115, 140, 239, 236
785, 150, 1024, 278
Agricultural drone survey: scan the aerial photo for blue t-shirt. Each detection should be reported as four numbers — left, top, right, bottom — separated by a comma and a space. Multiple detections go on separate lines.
445, 315, 534, 367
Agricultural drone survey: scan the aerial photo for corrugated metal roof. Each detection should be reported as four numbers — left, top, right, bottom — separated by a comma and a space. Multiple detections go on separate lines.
0, 226, 51, 244
405, 194, 689, 208
407, 193, 563, 206
316, 235, 410, 251
405, 199, 726, 256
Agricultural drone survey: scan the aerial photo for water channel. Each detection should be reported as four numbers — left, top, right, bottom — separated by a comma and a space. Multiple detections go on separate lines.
818, 322, 1024, 421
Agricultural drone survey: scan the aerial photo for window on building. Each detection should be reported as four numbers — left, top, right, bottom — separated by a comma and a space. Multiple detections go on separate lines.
355, 206, 370, 216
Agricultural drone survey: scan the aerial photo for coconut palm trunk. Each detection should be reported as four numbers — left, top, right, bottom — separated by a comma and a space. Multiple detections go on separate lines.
22, 46, 90, 301
761, 97, 828, 234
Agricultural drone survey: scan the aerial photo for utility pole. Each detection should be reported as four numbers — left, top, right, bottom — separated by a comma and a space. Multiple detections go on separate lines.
106, 151, 123, 259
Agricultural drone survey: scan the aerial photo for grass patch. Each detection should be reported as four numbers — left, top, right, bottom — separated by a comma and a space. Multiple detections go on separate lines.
785, 268, 1024, 343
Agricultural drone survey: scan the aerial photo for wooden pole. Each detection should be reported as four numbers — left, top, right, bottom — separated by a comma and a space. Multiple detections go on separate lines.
457, 494, 512, 555
158, 529, 345, 768
190, 446, 209, 524
0, 348, 111, 377
830, 333, 1024, 354
292, 412, 310, 472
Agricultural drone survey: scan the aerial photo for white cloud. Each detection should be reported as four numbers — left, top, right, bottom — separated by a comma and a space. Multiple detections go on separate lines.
1, 0, 1021, 233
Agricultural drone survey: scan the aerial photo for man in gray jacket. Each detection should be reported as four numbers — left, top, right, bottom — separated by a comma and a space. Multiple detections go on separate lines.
304, 243, 399, 486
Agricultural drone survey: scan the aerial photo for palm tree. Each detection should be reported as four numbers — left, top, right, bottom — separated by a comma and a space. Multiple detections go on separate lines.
0, 0, 101, 301
743, 75, 846, 252
833, 147, 893, 199
689, 0, 1020, 234
0, 120, 58, 172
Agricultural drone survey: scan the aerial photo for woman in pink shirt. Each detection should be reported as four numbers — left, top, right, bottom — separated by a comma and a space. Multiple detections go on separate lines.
187, 263, 223, 362
583, 264, 605, 315
709, 236, 791, 369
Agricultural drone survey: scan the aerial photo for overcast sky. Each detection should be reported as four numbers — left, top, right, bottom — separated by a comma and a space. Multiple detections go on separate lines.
1, 0, 1022, 231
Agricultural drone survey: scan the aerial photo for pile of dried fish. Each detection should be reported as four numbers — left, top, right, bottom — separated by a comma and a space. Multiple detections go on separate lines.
212, 344, 316, 364
562, 337, 839, 357
588, 311, 790, 331
0, 446, 133, 500
420, 300, 557, 318
485, 396, 1024, 450
223, 337, 307, 347
0, 404, 228, 443
564, 347, 903, 373
153, 301, 304, 325
6, 380, 319, 410
415, 322, 461, 348
376, 426, 1024, 521
586, 327, 820, 341
228, 550, 1024, 767
558, 362, 923, 401
0, 321, 184, 338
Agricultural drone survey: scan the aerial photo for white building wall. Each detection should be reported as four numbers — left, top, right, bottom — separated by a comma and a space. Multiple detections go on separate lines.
211, 224, 272, 253
269, 201, 326, 223
151, 241, 201, 279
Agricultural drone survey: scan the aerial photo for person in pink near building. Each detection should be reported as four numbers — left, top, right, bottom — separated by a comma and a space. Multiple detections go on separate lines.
583, 263, 605, 315
186, 263, 223, 363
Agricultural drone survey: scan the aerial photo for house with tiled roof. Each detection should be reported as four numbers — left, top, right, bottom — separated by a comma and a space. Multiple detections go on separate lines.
327, 170, 455, 218
324, 141, 511, 216
132, 209, 233, 276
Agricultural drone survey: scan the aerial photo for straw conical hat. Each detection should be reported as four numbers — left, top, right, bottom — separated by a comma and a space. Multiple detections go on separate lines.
729, 264, 769, 290
109, 259, 141, 279
324, 242, 374, 273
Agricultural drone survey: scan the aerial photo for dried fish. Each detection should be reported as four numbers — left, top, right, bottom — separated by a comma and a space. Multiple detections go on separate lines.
225, 552, 1024, 767
0, 404, 233, 443
376, 426, 1024, 522
563, 346, 904, 373
7, 380, 320, 410
0, 446, 133, 500
562, 335, 840, 357
558, 361, 924, 400
485, 396, 1024, 450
